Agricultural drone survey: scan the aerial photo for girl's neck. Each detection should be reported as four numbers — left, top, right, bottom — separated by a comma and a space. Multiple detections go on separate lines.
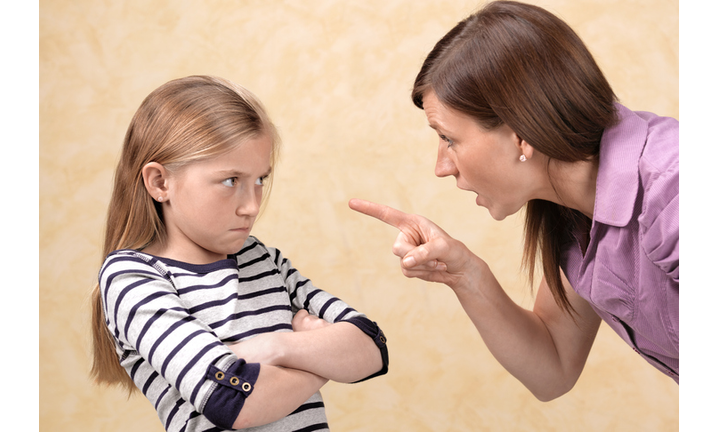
141, 239, 227, 265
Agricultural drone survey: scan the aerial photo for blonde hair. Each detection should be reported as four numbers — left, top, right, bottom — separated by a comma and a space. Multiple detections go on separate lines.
90, 75, 281, 392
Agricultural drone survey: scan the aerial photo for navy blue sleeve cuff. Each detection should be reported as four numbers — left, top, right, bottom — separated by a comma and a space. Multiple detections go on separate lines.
203, 359, 261, 429
343, 316, 389, 382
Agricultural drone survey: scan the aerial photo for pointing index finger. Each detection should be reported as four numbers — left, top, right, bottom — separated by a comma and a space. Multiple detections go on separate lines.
348, 198, 411, 229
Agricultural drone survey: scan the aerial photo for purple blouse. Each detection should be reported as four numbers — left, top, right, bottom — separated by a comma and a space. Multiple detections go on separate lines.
561, 103, 679, 382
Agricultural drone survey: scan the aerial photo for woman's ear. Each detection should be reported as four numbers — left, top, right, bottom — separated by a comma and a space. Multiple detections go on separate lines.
142, 162, 169, 202
516, 135, 535, 161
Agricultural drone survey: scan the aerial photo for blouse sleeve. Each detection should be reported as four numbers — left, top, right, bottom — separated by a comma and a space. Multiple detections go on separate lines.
99, 252, 259, 429
638, 120, 679, 284
266, 245, 389, 381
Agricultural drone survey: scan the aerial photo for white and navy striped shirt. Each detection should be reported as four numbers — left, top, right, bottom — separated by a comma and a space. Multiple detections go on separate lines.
100, 236, 388, 432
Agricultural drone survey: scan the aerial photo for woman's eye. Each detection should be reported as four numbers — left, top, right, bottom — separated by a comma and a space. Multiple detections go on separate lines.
222, 178, 237, 187
440, 135, 454, 147
255, 176, 267, 186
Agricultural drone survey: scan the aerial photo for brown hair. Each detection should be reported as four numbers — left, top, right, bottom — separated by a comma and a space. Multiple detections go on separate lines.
90, 75, 281, 392
411, 1, 617, 313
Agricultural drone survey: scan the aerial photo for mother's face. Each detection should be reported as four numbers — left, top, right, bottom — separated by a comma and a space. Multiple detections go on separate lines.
422, 91, 539, 221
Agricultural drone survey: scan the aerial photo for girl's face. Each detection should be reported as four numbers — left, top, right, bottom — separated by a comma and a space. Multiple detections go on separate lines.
160, 135, 272, 264
423, 91, 538, 221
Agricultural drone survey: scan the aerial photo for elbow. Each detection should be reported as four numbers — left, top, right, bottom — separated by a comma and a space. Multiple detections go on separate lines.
348, 345, 388, 384
530, 378, 576, 402
533, 389, 568, 402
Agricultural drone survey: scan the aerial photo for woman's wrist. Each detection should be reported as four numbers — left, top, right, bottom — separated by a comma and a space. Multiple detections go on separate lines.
449, 253, 491, 299
442, 241, 484, 289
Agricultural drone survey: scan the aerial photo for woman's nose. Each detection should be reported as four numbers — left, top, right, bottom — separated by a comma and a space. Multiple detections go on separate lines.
434, 144, 457, 178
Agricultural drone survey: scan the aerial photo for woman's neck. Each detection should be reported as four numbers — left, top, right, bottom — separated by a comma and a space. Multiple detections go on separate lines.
544, 157, 598, 219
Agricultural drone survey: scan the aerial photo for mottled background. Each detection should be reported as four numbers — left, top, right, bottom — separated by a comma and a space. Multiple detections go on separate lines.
39, 0, 679, 430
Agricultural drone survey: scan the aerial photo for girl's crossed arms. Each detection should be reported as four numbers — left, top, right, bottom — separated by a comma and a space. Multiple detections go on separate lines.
92, 75, 388, 432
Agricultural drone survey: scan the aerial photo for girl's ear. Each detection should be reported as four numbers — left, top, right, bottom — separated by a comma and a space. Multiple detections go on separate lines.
142, 162, 169, 202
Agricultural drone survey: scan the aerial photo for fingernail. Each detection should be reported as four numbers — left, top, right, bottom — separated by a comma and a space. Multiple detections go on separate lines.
403, 256, 416, 267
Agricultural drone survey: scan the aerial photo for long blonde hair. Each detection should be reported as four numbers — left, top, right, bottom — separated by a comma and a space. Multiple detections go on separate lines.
90, 75, 281, 392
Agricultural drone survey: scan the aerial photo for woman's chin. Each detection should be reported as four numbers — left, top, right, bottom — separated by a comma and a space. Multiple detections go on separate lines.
475, 196, 504, 220
488, 210, 508, 221
482, 202, 510, 221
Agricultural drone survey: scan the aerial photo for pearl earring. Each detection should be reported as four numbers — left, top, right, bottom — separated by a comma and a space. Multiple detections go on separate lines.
519, 155, 527, 162
157, 196, 163, 202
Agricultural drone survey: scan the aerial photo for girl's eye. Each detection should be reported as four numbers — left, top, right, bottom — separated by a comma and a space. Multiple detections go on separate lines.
222, 178, 237, 187
255, 175, 267, 186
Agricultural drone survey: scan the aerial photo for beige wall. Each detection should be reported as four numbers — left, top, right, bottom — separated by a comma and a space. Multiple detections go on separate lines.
39, 0, 678, 430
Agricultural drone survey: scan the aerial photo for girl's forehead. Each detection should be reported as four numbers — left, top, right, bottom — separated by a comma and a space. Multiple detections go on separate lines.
210, 135, 273, 168
167, 134, 274, 177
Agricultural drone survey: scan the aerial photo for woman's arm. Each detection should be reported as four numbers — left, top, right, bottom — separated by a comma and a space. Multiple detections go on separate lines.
229, 310, 384, 383
349, 199, 601, 401
450, 256, 601, 400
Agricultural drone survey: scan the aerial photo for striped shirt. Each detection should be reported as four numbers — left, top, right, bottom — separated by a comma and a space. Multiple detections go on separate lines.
100, 236, 389, 431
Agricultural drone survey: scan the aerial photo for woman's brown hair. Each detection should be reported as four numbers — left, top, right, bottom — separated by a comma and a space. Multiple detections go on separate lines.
411, 1, 617, 313
90, 75, 281, 392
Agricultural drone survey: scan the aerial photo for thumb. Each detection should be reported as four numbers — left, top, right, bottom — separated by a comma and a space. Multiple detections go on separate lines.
402, 243, 433, 268
402, 239, 449, 271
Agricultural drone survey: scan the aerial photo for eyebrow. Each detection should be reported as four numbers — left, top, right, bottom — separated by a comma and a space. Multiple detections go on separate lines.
428, 123, 447, 133
217, 167, 272, 178
428, 123, 449, 136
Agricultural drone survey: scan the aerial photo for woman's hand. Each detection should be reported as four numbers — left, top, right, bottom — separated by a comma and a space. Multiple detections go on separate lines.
348, 198, 483, 291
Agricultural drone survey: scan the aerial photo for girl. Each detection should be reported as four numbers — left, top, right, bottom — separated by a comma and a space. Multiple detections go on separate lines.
91, 75, 389, 431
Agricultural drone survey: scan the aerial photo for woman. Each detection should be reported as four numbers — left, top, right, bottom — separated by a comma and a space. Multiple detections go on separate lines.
350, 0, 677, 401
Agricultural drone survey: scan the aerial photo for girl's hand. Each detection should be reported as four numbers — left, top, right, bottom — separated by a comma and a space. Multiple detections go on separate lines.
292, 309, 331, 332
348, 198, 483, 291
228, 333, 283, 365
228, 311, 336, 364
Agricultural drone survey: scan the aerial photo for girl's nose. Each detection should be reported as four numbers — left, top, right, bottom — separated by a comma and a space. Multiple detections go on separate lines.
434, 144, 458, 178
236, 186, 261, 217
